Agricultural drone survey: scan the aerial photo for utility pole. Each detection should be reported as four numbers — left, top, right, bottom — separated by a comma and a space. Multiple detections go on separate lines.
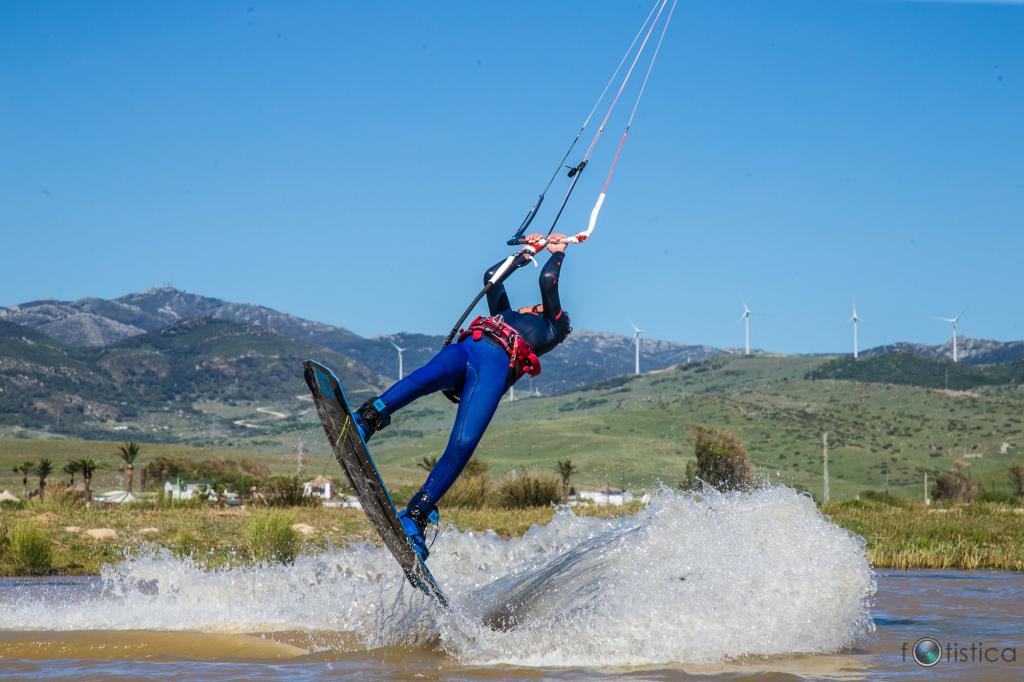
296, 441, 305, 479
822, 432, 830, 504
924, 472, 930, 506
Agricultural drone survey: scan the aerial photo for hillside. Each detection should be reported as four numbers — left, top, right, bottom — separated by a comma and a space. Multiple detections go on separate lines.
813, 352, 1024, 390
0, 319, 381, 438
362, 354, 1024, 500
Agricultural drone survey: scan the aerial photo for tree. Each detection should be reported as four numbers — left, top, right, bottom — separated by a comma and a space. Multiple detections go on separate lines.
63, 460, 82, 487
1009, 464, 1024, 499
555, 459, 578, 496
75, 458, 100, 501
681, 426, 753, 491
117, 441, 142, 494
417, 455, 438, 472
13, 461, 34, 498
34, 458, 53, 500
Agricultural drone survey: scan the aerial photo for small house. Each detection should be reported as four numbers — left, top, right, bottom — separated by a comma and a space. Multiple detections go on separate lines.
578, 486, 634, 506
302, 475, 333, 500
164, 478, 216, 501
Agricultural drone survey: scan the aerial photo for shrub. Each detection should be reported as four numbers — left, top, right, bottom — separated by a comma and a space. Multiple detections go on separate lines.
5, 523, 53, 575
932, 460, 979, 503
495, 473, 562, 509
173, 529, 202, 559
443, 473, 491, 509
858, 490, 911, 507
260, 477, 318, 507
247, 511, 299, 564
681, 426, 753, 491
1009, 464, 1024, 499
974, 490, 1020, 506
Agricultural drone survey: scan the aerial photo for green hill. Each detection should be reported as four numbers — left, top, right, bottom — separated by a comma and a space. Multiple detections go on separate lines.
814, 351, 1024, 390
363, 355, 1024, 500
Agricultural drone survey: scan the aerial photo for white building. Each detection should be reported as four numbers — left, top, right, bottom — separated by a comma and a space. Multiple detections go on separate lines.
578, 487, 634, 506
302, 475, 333, 500
163, 478, 216, 501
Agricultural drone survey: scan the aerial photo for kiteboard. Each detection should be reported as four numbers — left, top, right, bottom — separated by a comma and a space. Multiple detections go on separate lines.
303, 360, 448, 607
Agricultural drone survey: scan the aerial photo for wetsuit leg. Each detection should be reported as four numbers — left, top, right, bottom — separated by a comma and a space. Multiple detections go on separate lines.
419, 339, 510, 503
377, 343, 468, 415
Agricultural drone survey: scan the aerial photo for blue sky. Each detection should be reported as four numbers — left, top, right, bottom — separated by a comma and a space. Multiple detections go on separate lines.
2, 0, 1022, 353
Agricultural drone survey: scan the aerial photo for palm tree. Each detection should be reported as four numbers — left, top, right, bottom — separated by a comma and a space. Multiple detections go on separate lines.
555, 459, 578, 497
34, 458, 54, 500
63, 460, 82, 487
13, 461, 34, 498
417, 455, 438, 472
76, 458, 100, 501
117, 441, 142, 494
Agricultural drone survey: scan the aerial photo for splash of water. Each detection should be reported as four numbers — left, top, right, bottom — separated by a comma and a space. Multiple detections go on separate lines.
0, 487, 874, 666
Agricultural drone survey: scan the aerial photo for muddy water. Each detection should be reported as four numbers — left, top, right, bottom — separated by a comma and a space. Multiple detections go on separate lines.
0, 489, 1020, 680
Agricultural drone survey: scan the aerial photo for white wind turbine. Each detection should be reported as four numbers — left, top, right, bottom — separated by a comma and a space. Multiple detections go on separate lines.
390, 341, 406, 380
739, 301, 753, 355
936, 308, 967, 363
849, 300, 860, 359
630, 321, 644, 375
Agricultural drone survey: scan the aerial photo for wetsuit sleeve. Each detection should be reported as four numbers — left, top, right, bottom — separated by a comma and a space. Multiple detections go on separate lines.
484, 257, 517, 315
539, 252, 566, 323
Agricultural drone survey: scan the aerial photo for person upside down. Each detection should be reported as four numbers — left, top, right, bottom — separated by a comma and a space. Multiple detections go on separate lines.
351, 233, 572, 561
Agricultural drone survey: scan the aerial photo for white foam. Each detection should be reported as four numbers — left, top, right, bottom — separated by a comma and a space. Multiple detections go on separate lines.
0, 487, 874, 666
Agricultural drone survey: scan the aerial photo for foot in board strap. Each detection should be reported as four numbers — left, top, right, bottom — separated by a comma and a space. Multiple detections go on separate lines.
399, 492, 439, 562
353, 397, 390, 442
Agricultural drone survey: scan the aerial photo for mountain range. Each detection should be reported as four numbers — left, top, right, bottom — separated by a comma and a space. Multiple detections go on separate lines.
3, 287, 1024, 441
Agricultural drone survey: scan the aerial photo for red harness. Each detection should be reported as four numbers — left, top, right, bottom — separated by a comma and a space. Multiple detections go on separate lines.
459, 315, 541, 378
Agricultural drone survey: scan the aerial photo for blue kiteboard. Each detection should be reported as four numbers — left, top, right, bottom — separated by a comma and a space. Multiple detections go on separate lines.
303, 360, 448, 607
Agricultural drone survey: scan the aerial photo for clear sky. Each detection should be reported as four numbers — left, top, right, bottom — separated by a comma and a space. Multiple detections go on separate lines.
2, 0, 1022, 353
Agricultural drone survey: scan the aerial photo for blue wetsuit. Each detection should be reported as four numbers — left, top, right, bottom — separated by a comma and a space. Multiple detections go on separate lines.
376, 252, 570, 510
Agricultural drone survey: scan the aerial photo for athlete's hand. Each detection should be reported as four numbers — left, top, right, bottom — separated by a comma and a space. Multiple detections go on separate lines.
546, 233, 568, 253
521, 232, 546, 260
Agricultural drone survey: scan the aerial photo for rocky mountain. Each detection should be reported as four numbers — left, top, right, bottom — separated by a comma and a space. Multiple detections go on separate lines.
0, 288, 361, 349
1, 289, 724, 396
862, 337, 1024, 365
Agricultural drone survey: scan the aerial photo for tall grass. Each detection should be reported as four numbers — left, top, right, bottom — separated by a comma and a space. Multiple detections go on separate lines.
495, 473, 563, 509
442, 474, 491, 509
824, 500, 1024, 571
3, 522, 53, 575
25, 489, 83, 514
246, 511, 299, 564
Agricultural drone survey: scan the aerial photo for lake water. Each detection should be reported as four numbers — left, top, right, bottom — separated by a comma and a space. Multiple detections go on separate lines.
0, 489, 1020, 680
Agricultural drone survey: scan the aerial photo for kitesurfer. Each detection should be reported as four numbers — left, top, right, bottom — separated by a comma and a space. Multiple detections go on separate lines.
352, 234, 572, 560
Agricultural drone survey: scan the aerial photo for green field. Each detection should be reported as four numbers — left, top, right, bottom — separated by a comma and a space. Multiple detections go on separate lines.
3, 355, 1024, 501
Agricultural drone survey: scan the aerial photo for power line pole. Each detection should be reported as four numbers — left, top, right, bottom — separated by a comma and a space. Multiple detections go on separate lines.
822, 432, 830, 504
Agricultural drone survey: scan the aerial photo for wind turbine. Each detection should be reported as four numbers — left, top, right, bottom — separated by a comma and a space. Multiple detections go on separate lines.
936, 308, 967, 363
739, 302, 753, 355
630, 321, 644, 375
849, 300, 860, 359
390, 341, 406, 380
